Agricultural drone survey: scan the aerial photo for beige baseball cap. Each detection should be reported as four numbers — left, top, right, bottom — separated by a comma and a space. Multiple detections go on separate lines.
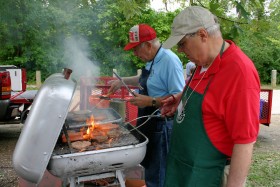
163, 6, 216, 49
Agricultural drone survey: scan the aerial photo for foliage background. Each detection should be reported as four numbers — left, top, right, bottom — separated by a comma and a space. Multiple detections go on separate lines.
0, 0, 279, 84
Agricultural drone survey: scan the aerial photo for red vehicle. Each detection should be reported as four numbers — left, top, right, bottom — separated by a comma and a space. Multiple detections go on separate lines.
0, 65, 37, 123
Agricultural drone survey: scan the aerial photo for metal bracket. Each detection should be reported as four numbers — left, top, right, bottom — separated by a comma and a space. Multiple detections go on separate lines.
68, 170, 125, 187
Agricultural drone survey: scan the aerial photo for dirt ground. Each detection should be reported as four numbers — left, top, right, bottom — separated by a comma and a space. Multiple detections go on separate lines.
0, 115, 280, 187
256, 115, 280, 152
0, 123, 22, 187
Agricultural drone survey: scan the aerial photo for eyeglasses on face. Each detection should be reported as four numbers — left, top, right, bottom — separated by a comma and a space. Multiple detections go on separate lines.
177, 32, 197, 49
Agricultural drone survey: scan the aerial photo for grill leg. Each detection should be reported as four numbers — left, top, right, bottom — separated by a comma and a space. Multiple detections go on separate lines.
69, 177, 75, 187
69, 177, 84, 187
116, 170, 125, 187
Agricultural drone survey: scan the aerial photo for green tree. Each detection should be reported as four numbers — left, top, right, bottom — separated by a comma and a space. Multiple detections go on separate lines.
0, 0, 278, 84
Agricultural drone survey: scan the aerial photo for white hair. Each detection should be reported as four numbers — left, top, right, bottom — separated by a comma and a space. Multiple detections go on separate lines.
148, 38, 161, 47
206, 15, 222, 38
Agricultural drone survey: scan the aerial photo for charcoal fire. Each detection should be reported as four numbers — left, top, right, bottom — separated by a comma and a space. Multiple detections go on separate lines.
56, 125, 139, 154
58, 112, 139, 154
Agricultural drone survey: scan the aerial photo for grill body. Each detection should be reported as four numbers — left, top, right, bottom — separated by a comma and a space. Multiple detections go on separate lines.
12, 72, 148, 184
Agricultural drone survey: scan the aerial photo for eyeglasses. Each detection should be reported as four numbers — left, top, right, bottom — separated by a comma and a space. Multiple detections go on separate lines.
177, 32, 197, 49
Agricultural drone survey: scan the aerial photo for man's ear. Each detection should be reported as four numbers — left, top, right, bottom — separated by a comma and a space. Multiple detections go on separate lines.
145, 41, 153, 49
197, 28, 208, 42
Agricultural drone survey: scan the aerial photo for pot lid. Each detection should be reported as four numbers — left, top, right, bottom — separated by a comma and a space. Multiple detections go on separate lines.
13, 72, 76, 184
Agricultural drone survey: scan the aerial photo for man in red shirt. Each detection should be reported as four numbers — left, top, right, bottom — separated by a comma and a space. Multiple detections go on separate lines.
161, 6, 260, 187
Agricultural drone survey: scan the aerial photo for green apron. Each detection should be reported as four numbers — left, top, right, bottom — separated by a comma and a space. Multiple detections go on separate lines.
164, 43, 228, 187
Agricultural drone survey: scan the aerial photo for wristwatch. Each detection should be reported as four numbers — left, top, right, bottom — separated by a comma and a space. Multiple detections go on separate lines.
152, 97, 156, 107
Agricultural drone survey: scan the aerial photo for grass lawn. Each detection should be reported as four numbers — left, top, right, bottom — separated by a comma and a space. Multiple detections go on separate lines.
247, 150, 280, 187
247, 118, 280, 187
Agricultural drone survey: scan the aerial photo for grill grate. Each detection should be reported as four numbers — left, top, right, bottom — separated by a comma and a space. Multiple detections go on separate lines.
54, 125, 139, 155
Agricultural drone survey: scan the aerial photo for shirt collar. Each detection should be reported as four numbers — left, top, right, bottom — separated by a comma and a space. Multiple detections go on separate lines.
146, 46, 164, 68
194, 40, 235, 79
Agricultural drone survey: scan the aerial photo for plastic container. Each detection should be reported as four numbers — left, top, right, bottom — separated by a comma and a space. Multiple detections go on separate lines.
125, 179, 146, 187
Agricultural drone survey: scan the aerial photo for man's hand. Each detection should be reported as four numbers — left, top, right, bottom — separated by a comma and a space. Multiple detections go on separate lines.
128, 93, 152, 108
160, 92, 182, 117
108, 80, 122, 95
108, 76, 140, 95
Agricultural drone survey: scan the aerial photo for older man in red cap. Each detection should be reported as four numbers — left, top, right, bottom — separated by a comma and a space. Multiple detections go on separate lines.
109, 24, 185, 187
161, 6, 260, 187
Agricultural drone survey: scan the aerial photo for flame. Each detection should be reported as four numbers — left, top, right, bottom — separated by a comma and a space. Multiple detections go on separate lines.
108, 138, 113, 147
84, 115, 96, 140
64, 113, 118, 146
86, 127, 91, 135
86, 115, 95, 129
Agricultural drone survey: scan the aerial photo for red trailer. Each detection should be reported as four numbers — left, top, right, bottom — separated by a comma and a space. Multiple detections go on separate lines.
259, 89, 273, 126
80, 76, 139, 126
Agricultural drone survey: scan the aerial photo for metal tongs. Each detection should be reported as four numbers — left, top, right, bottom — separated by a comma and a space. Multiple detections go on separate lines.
99, 95, 127, 102
113, 71, 136, 97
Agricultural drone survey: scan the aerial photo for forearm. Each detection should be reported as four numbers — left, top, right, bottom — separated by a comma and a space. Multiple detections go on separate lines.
130, 94, 165, 108
226, 143, 255, 187
122, 76, 140, 86
130, 92, 181, 109
154, 92, 182, 108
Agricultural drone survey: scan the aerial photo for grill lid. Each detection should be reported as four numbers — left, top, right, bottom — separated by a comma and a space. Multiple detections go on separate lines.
13, 72, 76, 184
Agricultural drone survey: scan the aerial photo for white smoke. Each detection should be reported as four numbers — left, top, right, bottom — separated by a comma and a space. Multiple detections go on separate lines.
63, 36, 100, 83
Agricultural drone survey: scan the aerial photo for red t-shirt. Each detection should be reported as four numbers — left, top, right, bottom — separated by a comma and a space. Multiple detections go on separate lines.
188, 40, 260, 156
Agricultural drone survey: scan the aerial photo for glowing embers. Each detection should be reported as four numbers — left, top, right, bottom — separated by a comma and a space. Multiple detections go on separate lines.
62, 115, 120, 151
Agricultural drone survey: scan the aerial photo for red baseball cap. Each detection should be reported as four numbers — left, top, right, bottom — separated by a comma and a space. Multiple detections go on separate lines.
124, 24, 157, 51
